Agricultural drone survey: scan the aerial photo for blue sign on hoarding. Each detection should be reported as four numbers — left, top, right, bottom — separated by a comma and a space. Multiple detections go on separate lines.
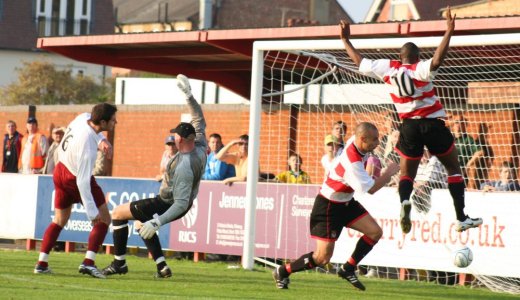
34, 176, 170, 248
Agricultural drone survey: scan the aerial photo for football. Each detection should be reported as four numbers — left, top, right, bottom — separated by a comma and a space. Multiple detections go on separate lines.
454, 246, 473, 268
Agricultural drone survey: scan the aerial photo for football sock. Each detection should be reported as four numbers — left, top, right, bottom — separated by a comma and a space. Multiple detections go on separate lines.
39, 222, 63, 256
83, 222, 108, 266
143, 233, 165, 262
87, 222, 109, 253
285, 252, 316, 276
448, 175, 466, 221
112, 220, 129, 256
399, 176, 414, 203
343, 235, 376, 271
83, 254, 95, 266
155, 257, 167, 271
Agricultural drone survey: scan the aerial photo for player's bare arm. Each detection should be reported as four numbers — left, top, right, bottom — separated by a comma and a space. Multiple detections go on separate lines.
431, 6, 456, 71
340, 20, 363, 67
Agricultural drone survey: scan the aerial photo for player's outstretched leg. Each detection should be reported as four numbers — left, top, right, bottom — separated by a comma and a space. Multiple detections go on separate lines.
103, 219, 130, 276
456, 216, 483, 232
272, 265, 290, 289
400, 200, 412, 234
338, 265, 366, 291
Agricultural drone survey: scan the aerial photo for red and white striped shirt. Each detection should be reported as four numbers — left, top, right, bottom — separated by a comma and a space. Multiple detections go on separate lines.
319, 136, 375, 203
359, 58, 447, 119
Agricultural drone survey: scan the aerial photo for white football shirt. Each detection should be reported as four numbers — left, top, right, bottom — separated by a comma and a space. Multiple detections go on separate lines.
319, 136, 375, 203
359, 58, 446, 119
58, 113, 106, 219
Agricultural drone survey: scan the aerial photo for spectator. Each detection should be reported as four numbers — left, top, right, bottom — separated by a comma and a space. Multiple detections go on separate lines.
275, 153, 311, 184
376, 111, 400, 165
412, 150, 448, 213
451, 115, 478, 182
332, 120, 348, 153
42, 127, 65, 174
92, 150, 108, 176
365, 153, 382, 179
467, 123, 494, 190
2, 120, 23, 173
481, 161, 520, 192
19, 117, 48, 174
202, 133, 235, 181
215, 134, 250, 186
155, 136, 178, 181
321, 134, 340, 178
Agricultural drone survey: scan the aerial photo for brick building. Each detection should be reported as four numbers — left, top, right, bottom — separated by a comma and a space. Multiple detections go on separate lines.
0, 0, 114, 88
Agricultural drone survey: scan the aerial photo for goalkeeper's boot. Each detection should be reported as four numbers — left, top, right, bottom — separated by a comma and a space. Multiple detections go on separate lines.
400, 200, 412, 234
272, 265, 290, 289
456, 216, 483, 232
34, 264, 52, 274
155, 266, 172, 278
102, 260, 128, 276
79, 264, 106, 279
338, 266, 366, 291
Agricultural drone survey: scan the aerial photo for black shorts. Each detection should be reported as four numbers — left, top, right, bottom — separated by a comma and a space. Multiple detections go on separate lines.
130, 196, 172, 222
396, 118, 454, 159
310, 194, 368, 241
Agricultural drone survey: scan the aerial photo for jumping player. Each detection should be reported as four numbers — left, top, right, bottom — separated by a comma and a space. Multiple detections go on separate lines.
340, 7, 482, 234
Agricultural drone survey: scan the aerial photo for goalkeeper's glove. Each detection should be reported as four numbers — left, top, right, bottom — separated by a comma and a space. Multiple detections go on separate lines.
139, 214, 161, 239
176, 74, 193, 99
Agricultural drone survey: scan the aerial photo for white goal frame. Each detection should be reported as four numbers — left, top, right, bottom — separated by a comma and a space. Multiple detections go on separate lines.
242, 33, 520, 270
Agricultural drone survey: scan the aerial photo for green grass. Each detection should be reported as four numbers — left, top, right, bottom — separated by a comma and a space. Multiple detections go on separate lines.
0, 249, 516, 300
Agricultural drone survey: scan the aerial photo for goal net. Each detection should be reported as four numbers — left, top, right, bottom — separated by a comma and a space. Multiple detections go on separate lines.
245, 34, 520, 294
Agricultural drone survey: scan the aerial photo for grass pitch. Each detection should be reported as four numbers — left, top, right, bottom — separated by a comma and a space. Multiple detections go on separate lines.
0, 249, 515, 300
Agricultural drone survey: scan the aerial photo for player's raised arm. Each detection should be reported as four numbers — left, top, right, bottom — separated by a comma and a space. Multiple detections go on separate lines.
431, 6, 456, 71
340, 20, 363, 67
176, 74, 207, 149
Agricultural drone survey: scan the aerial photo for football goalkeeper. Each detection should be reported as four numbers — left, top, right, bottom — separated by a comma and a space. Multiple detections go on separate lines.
340, 6, 482, 234
102, 74, 207, 278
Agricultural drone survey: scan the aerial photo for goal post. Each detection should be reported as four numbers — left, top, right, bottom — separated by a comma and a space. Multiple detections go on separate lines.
244, 32, 520, 293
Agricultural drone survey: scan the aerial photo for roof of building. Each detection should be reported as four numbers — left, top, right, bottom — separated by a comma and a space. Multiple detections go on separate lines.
37, 16, 520, 99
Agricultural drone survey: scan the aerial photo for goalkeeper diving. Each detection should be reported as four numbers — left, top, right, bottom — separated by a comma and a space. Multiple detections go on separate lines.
102, 74, 207, 278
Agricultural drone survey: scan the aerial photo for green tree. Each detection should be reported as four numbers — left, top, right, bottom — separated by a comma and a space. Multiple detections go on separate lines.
1, 60, 114, 105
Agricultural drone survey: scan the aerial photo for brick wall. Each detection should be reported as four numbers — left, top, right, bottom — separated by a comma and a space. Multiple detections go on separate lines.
1, 104, 517, 185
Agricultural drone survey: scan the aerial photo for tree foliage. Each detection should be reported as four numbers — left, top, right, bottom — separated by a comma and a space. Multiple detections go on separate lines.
1, 60, 114, 105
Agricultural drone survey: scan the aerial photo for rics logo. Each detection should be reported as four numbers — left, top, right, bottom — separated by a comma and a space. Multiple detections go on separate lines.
181, 198, 198, 229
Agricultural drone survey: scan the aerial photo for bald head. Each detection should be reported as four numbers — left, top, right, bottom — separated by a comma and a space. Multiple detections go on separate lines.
400, 42, 420, 64
354, 122, 380, 153
355, 122, 378, 137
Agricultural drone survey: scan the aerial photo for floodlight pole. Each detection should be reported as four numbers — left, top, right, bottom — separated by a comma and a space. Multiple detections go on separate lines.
242, 43, 263, 270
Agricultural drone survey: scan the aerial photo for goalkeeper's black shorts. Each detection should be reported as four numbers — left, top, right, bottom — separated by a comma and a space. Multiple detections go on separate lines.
309, 194, 368, 242
129, 196, 171, 222
396, 118, 454, 159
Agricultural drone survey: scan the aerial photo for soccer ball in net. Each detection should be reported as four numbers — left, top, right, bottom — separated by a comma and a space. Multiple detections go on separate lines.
454, 246, 473, 268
